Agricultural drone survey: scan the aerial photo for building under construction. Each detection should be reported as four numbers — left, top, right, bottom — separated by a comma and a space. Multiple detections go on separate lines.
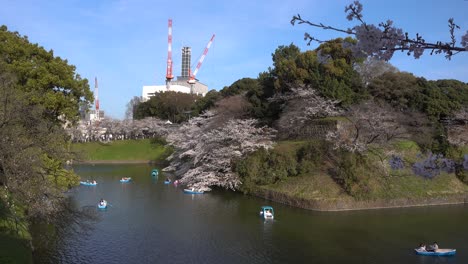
142, 19, 213, 101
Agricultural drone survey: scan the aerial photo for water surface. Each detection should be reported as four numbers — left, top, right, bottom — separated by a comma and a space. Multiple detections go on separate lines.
34, 164, 468, 264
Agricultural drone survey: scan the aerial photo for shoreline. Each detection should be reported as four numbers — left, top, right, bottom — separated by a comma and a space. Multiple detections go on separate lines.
253, 188, 468, 212
72, 160, 158, 164
75, 160, 468, 211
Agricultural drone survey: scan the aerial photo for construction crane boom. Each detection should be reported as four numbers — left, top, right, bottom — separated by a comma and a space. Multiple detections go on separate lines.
166, 19, 174, 83
188, 34, 215, 84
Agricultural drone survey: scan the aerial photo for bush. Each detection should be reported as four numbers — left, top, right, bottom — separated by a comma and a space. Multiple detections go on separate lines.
236, 148, 299, 192
296, 141, 330, 174
150, 136, 167, 147
329, 151, 371, 199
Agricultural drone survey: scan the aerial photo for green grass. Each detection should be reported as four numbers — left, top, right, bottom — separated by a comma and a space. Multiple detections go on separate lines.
262, 172, 347, 201
72, 139, 172, 161
249, 139, 468, 203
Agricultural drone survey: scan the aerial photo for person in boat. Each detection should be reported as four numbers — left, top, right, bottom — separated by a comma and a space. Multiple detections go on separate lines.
92, 180, 97, 184
265, 209, 273, 217
426, 242, 439, 252
99, 198, 104, 206
174, 180, 179, 185
417, 243, 426, 251
166, 178, 171, 182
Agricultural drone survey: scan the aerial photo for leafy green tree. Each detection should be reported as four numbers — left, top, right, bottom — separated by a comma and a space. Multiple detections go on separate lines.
220, 78, 260, 97
134, 91, 201, 123
0, 25, 93, 123
0, 25, 91, 228
0, 66, 79, 223
367, 71, 423, 110
191, 89, 220, 116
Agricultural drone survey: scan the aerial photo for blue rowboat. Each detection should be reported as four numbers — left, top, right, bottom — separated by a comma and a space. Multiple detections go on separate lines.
259, 206, 274, 220
80, 181, 97, 186
120, 177, 132, 183
415, 249, 456, 256
164, 180, 171, 184
97, 201, 107, 209
183, 188, 204, 194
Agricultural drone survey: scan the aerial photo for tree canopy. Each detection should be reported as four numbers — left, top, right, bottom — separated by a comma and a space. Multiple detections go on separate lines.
0, 26, 92, 224
0, 25, 93, 123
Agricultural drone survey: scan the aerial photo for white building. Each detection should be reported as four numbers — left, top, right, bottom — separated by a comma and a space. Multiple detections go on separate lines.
142, 45, 209, 101
141, 81, 208, 101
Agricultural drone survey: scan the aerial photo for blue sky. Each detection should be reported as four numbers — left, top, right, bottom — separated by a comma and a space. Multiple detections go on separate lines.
1, 0, 467, 119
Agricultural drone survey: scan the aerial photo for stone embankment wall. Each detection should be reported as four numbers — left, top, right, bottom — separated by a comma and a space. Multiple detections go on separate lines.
254, 188, 468, 211
277, 119, 339, 140
276, 118, 356, 142
447, 122, 468, 146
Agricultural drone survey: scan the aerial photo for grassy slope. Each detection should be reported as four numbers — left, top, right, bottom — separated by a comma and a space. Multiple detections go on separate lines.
259, 140, 468, 202
72, 139, 172, 161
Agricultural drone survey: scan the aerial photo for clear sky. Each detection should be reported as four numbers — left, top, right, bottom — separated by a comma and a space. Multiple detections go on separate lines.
1, 0, 467, 119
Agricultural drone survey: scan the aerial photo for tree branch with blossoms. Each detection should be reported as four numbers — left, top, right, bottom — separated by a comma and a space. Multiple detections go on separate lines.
291, 1, 468, 60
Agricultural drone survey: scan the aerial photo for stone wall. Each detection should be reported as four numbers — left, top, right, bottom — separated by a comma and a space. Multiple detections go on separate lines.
277, 119, 339, 140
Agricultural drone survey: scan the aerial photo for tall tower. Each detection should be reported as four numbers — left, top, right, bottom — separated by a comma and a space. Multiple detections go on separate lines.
94, 77, 100, 121
166, 19, 174, 90
181, 47, 191, 79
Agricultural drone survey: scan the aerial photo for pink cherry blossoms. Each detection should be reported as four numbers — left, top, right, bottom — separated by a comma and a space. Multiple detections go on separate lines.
291, 1, 467, 60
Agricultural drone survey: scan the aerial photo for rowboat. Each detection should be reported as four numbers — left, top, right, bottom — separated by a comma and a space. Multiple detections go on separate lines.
98, 200, 107, 209
164, 179, 172, 184
183, 188, 204, 194
80, 181, 97, 186
151, 169, 159, 176
120, 177, 132, 183
260, 206, 274, 220
414, 249, 456, 256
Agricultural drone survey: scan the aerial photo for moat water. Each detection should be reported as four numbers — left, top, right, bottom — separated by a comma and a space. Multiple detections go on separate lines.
34, 164, 468, 264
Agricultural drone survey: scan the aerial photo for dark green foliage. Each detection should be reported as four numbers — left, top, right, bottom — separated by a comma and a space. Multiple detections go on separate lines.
296, 141, 329, 174
220, 78, 259, 97
270, 40, 366, 106
367, 71, 423, 110
368, 72, 468, 120
150, 136, 167, 147
329, 151, 371, 199
236, 148, 299, 192
134, 91, 201, 123
191, 89, 220, 116
0, 25, 93, 123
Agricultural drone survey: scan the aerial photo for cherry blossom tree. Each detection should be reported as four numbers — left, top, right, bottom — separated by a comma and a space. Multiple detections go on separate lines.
327, 101, 430, 152
164, 111, 276, 191
291, 1, 468, 60
270, 86, 343, 138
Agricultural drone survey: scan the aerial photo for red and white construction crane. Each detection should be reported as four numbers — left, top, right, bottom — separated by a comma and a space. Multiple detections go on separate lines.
188, 34, 215, 85
94, 77, 100, 122
165, 19, 174, 90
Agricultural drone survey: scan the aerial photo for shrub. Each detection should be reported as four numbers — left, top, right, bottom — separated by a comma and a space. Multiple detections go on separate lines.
236, 147, 299, 192
150, 136, 167, 146
329, 150, 371, 198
